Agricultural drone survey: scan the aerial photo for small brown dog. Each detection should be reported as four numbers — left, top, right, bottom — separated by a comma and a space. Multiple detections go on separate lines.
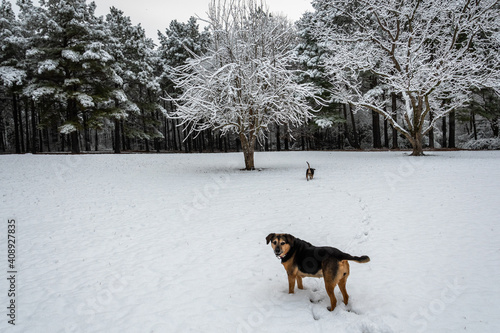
266, 233, 370, 311
306, 162, 315, 181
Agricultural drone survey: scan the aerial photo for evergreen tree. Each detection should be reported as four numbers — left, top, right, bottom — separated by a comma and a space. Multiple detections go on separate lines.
296, 11, 355, 149
157, 17, 210, 151
106, 7, 163, 152
25, 0, 119, 153
157, 17, 210, 70
1, 0, 30, 153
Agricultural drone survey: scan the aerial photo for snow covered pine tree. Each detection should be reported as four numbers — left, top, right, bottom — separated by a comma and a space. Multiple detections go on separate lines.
25, 0, 120, 153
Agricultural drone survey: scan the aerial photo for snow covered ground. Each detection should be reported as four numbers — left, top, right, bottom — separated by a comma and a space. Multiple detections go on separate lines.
1, 151, 499, 333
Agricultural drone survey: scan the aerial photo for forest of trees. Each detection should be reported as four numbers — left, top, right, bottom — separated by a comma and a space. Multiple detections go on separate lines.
1, 0, 499, 155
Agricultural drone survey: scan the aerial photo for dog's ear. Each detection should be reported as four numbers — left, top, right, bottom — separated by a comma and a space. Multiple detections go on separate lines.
266, 233, 276, 244
283, 234, 295, 245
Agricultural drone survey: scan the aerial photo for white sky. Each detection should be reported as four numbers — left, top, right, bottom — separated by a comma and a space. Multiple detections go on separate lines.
9, 0, 313, 43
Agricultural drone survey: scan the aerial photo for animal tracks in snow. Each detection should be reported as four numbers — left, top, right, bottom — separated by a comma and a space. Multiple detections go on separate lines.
311, 181, 374, 251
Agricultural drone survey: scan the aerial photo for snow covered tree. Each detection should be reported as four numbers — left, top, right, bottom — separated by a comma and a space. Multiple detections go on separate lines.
312, 0, 500, 155
296, 11, 361, 149
0, 0, 25, 85
467, 88, 500, 138
0, 0, 26, 153
168, 0, 321, 169
158, 17, 210, 70
106, 7, 163, 153
25, 0, 119, 153
157, 17, 210, 151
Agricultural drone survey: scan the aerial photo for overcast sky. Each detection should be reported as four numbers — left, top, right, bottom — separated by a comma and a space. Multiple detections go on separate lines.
9, 0, 313, 43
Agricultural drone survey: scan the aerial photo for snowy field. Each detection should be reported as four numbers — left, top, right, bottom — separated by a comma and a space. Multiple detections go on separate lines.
1, 151, 500, 333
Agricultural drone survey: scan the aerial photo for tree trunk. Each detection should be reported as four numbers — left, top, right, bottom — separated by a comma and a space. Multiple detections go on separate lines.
442, 117, 447, 148
95, 129, 99, 151
428, 111, 435, 149
176, 119, 183, 151
143, 112, 150, 152
114, 118, 121, 153
383, 119, 389, 148
70, 131, 80, 154
83, 113, 91, 152
31, 100, 37, 153
382, 93, 389, 148
13, 94, 21, 154
372, 111, 382, 148
61, 133, 66, 152
18, 99, 25, 153
163, 116, 169, 150
276, 125, 281, 151
45, 128, 50, 152
491, 116, 498, 137
0, 104, 5, 152
448, 111, 455, 148
471, 111, 478, 140
24, 99, 30, 152
348, 104, 360, 149
68, 99, 80, 154
391, 92, 399, 149
121, 120, 128, 150
342, 104, 356, 148
172, 119, 178, 151
410, 130, 424, 156
240, 133, 255, 170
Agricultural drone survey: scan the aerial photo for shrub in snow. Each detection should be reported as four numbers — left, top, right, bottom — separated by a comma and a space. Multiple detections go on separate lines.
463, 138, 500, 150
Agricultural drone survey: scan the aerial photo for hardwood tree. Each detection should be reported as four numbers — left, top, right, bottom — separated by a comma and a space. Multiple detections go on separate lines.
312, 0, 500, 155
167, 0, 322, 169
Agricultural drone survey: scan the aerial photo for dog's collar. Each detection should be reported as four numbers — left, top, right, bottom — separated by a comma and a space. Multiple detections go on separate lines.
280, 245, 296, 263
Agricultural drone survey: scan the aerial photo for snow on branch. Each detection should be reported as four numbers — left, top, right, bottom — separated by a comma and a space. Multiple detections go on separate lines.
0, 67, 26, 87
165, 0, 324, 142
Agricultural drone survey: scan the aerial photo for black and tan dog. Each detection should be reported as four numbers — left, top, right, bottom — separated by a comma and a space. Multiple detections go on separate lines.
266, 233, 370, 311
306, 162, 315, 181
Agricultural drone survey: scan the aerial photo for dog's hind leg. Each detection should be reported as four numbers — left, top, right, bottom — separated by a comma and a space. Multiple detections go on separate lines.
338, 260, 350, 305
297, 276, 304, 290
324, 279, 337, 311
323, 260, 339, 311
338, 275, 349, 305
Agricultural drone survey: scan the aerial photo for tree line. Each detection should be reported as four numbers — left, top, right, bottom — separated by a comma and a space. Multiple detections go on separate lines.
1, 0, 499, 156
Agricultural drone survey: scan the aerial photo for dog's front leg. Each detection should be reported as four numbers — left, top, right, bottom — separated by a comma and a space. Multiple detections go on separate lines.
287, 273, 296, 293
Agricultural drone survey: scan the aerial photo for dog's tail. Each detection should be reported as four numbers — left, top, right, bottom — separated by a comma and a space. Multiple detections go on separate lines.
307, 161, 311, 169
342, 254, 370, 263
